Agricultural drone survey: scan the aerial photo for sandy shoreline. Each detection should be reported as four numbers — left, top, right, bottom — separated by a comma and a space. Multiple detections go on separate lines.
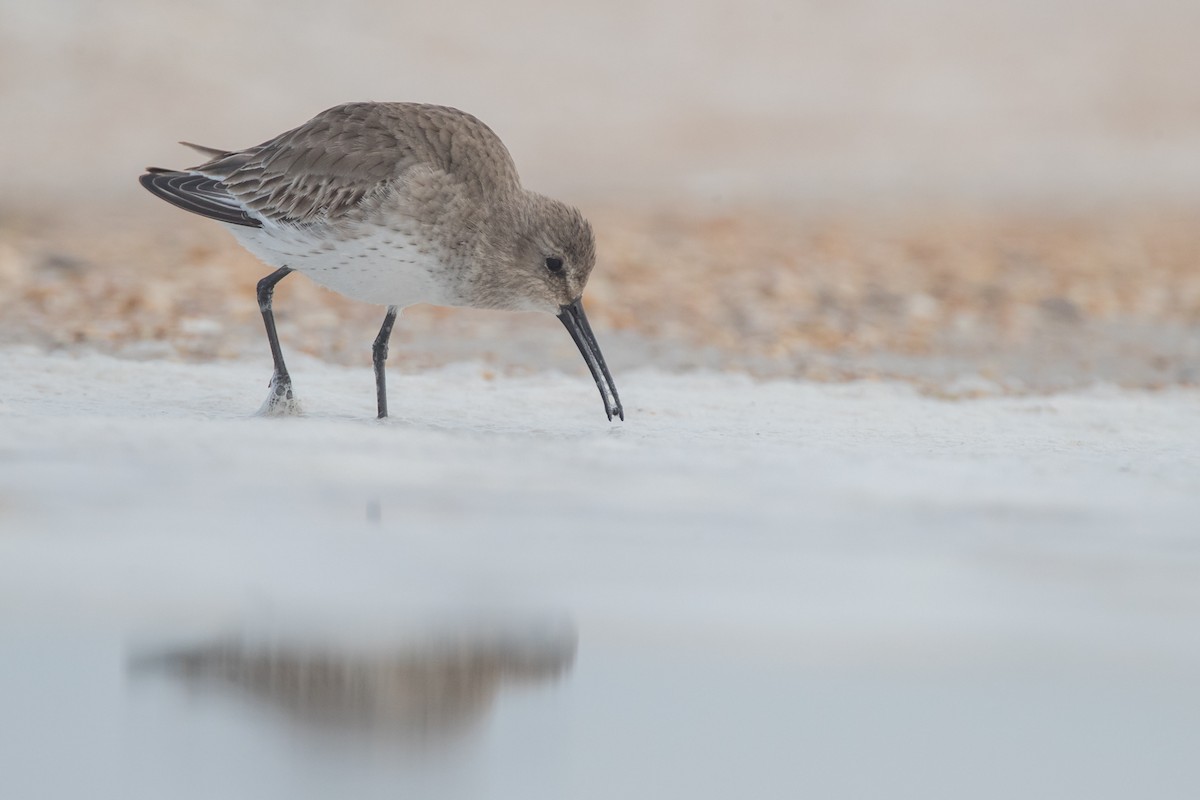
3, 205, 1197, 393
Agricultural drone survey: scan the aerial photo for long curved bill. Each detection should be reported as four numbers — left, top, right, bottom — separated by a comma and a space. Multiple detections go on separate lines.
558, 298, 624, 421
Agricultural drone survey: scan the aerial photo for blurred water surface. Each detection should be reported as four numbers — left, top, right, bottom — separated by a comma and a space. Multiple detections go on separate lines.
1, 619, 1197, 800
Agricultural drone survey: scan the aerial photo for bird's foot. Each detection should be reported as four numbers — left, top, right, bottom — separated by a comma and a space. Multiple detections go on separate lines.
256, 376, 303, 417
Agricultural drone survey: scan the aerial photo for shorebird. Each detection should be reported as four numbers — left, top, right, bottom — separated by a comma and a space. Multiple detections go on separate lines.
140, 102, 623, 421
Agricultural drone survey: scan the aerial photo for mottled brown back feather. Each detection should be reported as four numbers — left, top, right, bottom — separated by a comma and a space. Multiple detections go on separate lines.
186, 102, 521, 227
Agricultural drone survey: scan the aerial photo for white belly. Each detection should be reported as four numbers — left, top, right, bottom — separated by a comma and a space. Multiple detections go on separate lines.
228, 223, 456, 307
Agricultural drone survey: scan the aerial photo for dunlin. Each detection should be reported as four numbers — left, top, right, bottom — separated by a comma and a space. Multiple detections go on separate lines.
140, 102, 623, 420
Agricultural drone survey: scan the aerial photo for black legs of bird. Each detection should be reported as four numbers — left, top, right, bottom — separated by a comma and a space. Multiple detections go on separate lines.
372, 306, 399, 420
256, 267, 398, 420
257, 266, 295, 414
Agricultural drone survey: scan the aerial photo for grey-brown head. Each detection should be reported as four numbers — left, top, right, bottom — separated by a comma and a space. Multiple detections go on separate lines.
470, 192, 596, 314
470, 191, 622, 421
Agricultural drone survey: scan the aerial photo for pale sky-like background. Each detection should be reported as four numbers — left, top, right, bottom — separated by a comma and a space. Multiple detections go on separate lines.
3, 0, 1200, 212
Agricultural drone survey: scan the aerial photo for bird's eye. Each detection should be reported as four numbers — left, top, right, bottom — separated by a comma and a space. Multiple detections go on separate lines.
545, 256, 564, 273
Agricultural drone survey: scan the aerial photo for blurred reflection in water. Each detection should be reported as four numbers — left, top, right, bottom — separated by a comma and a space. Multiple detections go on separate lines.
128, 619, 576, 743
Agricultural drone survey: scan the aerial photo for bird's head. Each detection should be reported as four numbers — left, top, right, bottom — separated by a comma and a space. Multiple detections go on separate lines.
473, 192, 622, 421
477, 192, 595, 314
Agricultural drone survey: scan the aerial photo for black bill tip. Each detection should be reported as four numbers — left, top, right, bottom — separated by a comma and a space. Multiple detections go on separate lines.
558, 299, 624, 422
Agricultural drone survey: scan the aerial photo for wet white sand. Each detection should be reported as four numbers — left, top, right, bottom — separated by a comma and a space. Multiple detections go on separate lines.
3, 345, 1198, 644
1, 347, 1198, 798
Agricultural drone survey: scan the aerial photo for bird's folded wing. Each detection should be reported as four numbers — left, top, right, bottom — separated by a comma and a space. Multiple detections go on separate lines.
185, 108, 414, 227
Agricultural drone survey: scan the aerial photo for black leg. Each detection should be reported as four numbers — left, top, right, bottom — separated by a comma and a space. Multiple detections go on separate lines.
257, 267, 295, 409
372, 305, 399, 419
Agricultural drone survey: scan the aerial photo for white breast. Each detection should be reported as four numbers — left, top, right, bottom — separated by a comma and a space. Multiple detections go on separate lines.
228, 222, 457, 308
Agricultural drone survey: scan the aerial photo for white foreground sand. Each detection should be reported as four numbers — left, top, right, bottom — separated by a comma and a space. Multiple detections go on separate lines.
2, 346, 1197, 645
2, 347, 1199, 798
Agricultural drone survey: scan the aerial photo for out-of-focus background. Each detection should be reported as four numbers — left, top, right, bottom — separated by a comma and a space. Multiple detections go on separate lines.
2, 0, 1198, 387
3, 3, 1200, 799
6, 0, 1200, 208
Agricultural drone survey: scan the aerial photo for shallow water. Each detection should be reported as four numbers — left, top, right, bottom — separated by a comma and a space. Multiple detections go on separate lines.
2, 617, 1198, 800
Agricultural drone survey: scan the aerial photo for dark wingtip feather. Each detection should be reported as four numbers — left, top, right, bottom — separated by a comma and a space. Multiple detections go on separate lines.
139, 169, 263, 228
